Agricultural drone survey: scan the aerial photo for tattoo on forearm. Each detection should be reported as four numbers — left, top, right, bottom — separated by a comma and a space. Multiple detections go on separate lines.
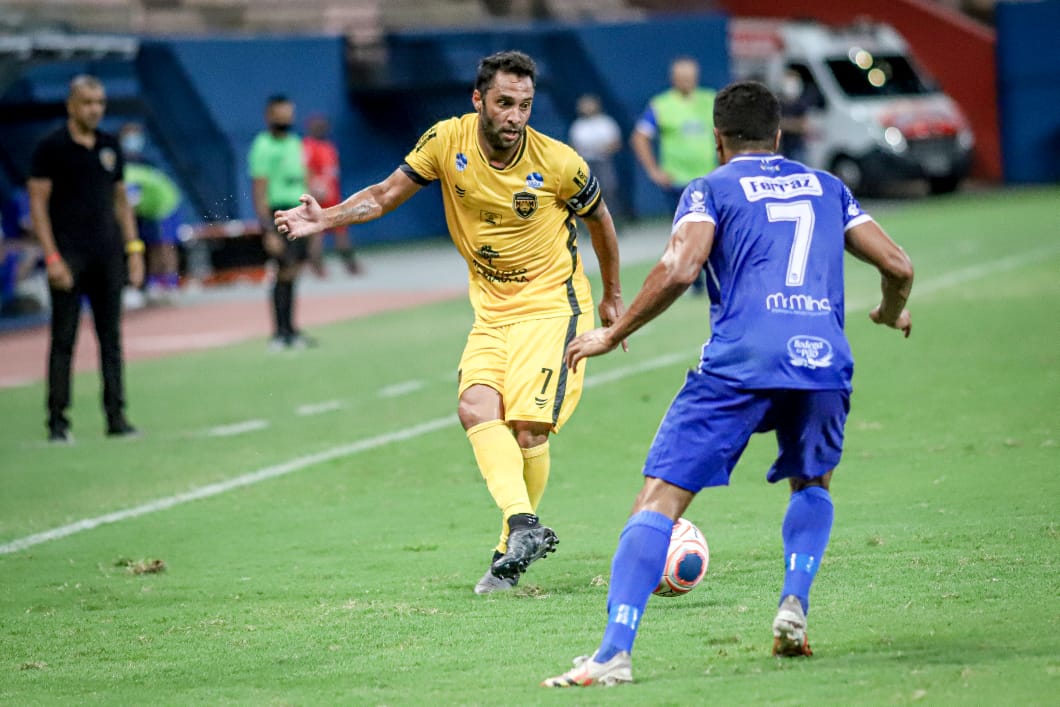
338, 199, 378, 225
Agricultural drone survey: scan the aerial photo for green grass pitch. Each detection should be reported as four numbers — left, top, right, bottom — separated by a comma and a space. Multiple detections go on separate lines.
1, 187, 1057, 704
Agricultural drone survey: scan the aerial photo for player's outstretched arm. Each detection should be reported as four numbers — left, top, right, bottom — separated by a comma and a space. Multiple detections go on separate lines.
275, 167, 421, 240
565, 220, 714, 372
845, 220, 914, 337
583, 200, 627, 351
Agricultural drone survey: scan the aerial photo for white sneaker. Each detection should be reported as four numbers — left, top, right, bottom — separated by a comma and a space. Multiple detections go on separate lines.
122, 287, 146, 310
772, 595, 813, 657
541, 651, 633, 687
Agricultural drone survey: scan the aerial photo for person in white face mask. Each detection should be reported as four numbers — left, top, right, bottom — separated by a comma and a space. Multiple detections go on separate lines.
778, 69, 811, 165
119, 122, 183, 307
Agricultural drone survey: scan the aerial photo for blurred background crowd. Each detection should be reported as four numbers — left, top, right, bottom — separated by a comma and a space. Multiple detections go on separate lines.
0, 0, 1056, 323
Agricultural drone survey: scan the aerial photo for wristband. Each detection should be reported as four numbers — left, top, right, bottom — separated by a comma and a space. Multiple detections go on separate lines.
45, 252, 62, 266
125, 239, 145, 255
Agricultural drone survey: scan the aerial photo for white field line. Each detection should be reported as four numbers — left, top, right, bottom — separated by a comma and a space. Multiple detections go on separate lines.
0, 353, 685, 556
205, 419, 270, 437
584, 352, 689, 388
295, 400, 345, 416
378, 380, 426, 398
903, 244, 1060, 297
0, 415, 458, 555
2, 247, 1056, 556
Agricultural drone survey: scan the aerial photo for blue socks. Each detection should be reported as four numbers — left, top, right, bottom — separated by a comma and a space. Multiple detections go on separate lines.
780, 486, 834, 614
596, 510, 673, 662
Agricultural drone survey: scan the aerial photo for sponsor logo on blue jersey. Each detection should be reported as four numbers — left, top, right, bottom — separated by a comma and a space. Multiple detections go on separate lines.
759, 158, 781, 173
766, 292, 832, 314
740, 173, 823, 202
526, 172, 544, 189
455, 153, 468, 172
787, 335, 834, 369
689, 190, 707, 213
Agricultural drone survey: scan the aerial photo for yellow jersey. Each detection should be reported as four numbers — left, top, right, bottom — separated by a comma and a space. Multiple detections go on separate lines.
402, 113, 602, 326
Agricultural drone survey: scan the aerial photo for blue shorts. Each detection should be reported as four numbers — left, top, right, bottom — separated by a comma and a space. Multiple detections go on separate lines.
137, 213, 182, 246
642, 369, 850, 492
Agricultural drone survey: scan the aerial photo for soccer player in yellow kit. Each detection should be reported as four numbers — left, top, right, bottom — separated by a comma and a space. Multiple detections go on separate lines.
275, 51, 625, 593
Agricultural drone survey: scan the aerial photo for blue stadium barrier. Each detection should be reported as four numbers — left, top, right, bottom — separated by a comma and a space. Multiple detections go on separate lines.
996, 1, 1060, 184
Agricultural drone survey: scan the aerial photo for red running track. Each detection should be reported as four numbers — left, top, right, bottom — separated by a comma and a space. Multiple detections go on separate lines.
0, 288, 463, 389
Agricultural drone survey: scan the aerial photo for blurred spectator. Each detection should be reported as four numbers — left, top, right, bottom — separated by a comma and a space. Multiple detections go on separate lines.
249, 94, 314, 350
631, 56, 716, 293
0, 189, 45, 317
778, 69, 811, 165
303, 114, 361, 275
119, 122, 183, 306
28, 75, 143, 442
568, 94, 625, 222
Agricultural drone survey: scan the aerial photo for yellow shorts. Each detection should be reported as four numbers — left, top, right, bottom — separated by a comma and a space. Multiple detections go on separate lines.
458, 313, 593, 432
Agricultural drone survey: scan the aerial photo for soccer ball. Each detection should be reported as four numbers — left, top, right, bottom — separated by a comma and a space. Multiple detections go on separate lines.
653, 517, 709, 597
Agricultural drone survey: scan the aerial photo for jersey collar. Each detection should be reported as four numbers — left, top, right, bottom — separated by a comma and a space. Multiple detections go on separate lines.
729, 153, 782, 163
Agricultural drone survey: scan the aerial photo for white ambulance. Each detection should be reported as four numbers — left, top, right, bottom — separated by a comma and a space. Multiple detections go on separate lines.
729, 18, 975, 194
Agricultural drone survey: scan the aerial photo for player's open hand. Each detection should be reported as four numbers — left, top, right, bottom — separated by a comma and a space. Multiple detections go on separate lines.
275, 194, 325, 240
869, 306, 912, 338
565, 327, 619, 372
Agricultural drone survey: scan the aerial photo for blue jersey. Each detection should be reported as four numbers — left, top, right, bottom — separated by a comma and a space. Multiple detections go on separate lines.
674, 154, 872, 391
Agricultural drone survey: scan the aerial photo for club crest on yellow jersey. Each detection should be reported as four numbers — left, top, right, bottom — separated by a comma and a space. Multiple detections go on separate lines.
512, 191, 538, 219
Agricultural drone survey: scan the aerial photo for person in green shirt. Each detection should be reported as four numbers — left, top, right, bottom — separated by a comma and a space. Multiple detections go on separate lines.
120, 122, 182, 306
631, 56, 716, 293
248, 94, 313, 349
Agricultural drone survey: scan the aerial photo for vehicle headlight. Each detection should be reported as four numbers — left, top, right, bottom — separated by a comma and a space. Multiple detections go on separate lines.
879, 125, 908, 154
957, 128, 974, 151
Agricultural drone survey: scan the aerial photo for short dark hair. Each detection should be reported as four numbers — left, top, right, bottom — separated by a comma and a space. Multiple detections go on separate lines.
266, 93, 291, 108
713, 81, 780, 150
475, 50, 537, 95
68, 74, 104, 98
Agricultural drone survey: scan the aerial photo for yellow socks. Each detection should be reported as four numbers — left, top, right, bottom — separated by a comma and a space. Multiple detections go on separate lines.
522, 441, 550, 511
495, 441, 552, 552
466, 420, 533, 523
467, 422, 554, 554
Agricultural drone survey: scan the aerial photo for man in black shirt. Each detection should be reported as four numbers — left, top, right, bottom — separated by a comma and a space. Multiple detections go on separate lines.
28, 75, 144, 442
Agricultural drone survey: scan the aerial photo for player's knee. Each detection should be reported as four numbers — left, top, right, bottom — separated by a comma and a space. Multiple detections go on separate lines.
457, 386, 503, 430
457, 402, 485, 430
511, 421, 550, 449
633, 476, 694, 518
789, 470, 833, 493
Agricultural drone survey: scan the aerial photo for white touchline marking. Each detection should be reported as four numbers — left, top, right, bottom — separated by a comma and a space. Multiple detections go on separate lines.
3, 247, 1057, 555
584, 352, 689, 388
903, 245, 1060, 297
206, 420, 270, 437
295, 400, 345, 416
378, 380, 425, 398
0, 354, 682, 556
0, 416, 458, 555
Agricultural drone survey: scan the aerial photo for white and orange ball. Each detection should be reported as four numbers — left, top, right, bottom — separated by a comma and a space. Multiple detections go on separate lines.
653, 517, 709, 597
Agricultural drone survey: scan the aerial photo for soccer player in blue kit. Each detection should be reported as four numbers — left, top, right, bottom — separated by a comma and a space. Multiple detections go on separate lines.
542, 81, 914, 687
